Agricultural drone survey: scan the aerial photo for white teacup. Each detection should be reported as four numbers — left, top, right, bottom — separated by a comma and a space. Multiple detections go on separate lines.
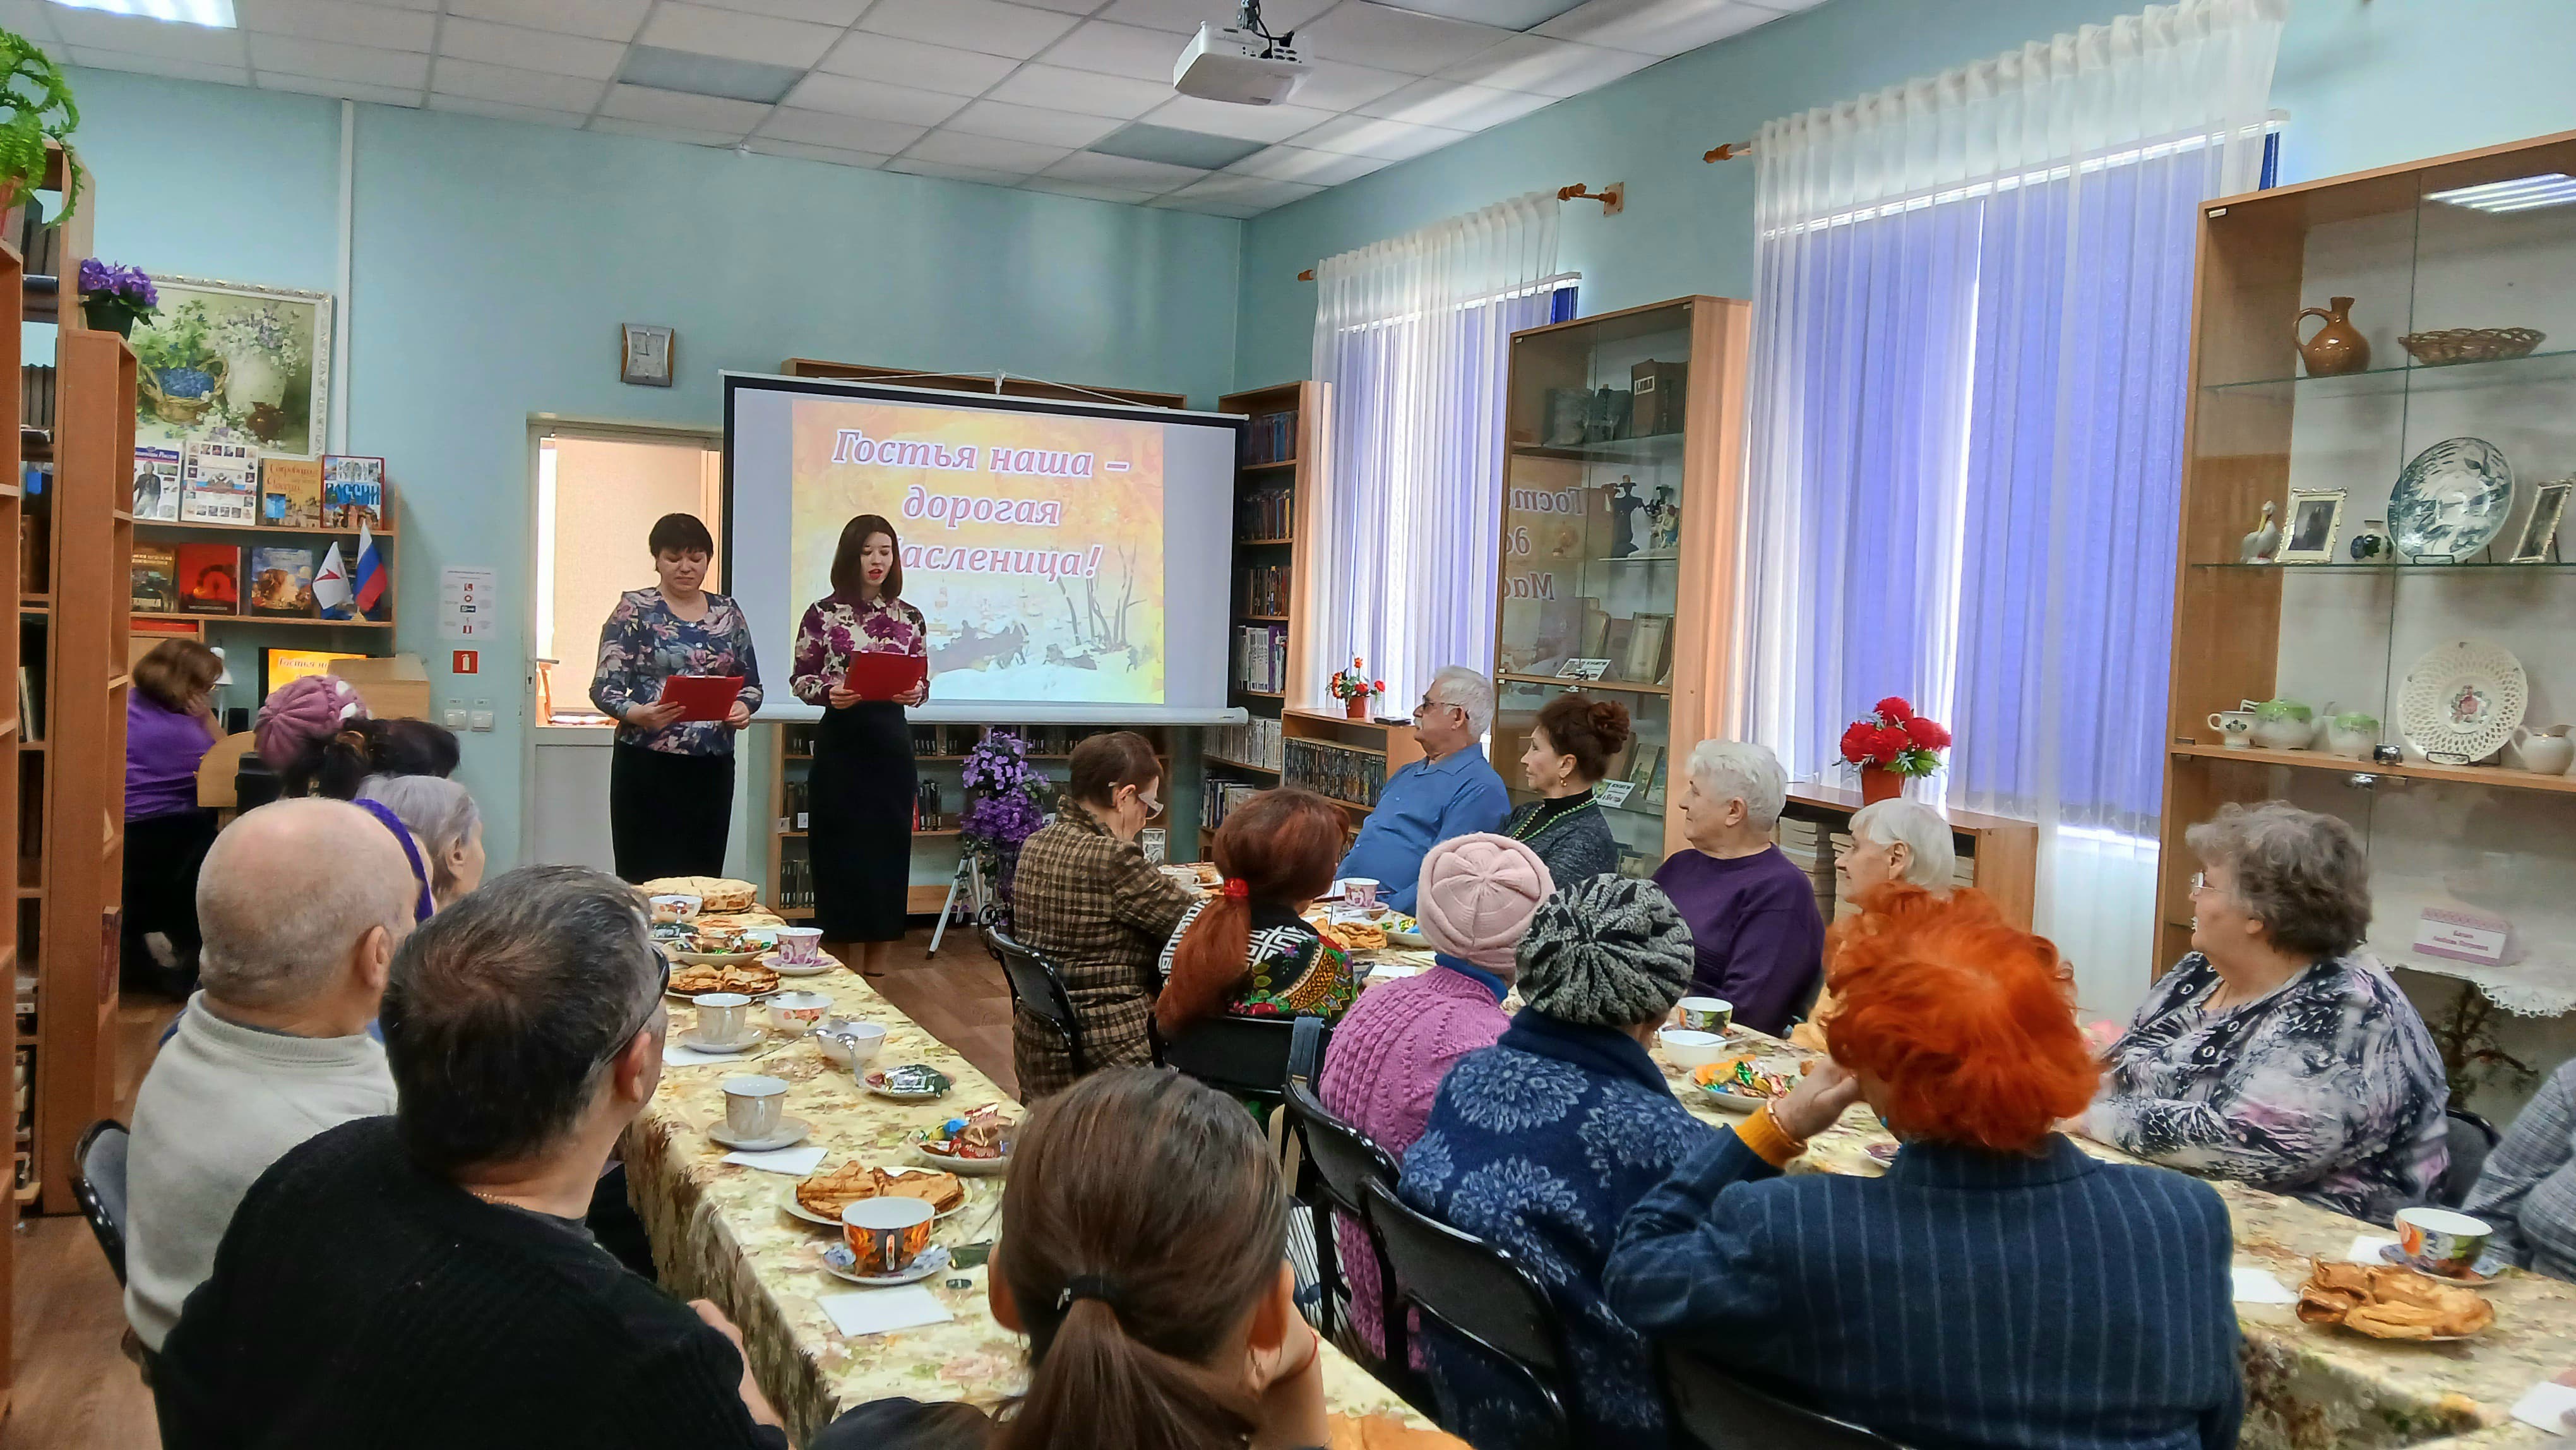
767, 990, 833, 1036
2207, 710, 2257, 750
648, 893, 702, 925
693, 991, 754, 1043
1676, 997, 1734, 1034
774, 926, 824, 965
2394, 1206, 2491, 1277
1657, 1028, 1727, 1069
1342, 878, 1383, 913
721, 1074, 788, 1140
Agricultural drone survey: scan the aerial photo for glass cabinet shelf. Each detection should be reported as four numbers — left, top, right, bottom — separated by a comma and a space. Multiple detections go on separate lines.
2202, 344, 2576, 399
2190, 561, 2576, 573
1508, 432, 1688, 465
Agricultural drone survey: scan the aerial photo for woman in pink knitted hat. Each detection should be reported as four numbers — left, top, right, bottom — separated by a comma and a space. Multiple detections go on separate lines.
1315, 831, 1551, 1363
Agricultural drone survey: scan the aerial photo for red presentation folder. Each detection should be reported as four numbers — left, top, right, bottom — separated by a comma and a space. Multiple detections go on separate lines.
845, 652, 928, 702
657, 674, 744, 722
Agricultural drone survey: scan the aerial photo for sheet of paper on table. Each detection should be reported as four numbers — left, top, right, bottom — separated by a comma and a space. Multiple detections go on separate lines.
2510, 1380, 2576, 1436
820, 1285, 955, 1338
724, 1144, 827, 1176
2231, 1266, 2300, 1305
2346, 1234, 2397, 1262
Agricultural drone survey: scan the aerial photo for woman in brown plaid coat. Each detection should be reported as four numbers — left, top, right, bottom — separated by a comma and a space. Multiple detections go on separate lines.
1009, 731, 1196, 1100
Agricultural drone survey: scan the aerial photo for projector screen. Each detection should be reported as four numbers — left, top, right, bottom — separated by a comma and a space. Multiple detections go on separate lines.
724, 373, 1247, 725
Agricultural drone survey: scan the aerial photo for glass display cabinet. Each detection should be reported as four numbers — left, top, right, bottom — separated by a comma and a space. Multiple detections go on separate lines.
1493, 296, 1748, 874
2166, 128, 2576, 1104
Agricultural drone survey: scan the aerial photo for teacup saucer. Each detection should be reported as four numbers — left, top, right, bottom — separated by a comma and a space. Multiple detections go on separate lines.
681, 1028, 765, 1055
710, 1117, 811, 1153
820, 1242, 950, 1287
765, 952, 838, 978
2378, 1242, 2504, 1286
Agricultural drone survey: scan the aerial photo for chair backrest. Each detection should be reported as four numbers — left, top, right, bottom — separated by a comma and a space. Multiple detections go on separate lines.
73, 1119, 131, 1287
2439, 1110, 2501, 1208
1659, 1341, 1910, 1450
1287, 1012, 1325, 1090
985, 927, 1086, 1075
1284, 1077, 1401, 1221
1363, 1177, 1567, 1385
1161, 1014, 1319, 1105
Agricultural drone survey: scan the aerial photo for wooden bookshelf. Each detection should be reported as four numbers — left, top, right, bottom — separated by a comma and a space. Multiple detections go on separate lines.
1199, 382, 1325, 843
0, 224, 20, 1417
133, 493, 400, 633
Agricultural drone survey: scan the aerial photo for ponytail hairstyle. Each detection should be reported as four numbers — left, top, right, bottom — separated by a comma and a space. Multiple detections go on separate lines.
1157, 789, 1343, 1034
998, 1067, 1287, 1450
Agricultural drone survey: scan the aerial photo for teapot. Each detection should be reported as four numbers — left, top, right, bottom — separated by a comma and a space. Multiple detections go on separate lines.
2326, 711, 2381, 760
2250, 698, 2314, 752
2509, 724, 2575, 777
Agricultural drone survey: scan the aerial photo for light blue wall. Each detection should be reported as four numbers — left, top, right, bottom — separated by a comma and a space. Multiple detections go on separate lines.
1232, 0, 2576, 388
66, 68, 1243, 868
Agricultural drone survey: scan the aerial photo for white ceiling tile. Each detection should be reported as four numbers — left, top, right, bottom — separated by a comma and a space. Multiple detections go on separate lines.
885, 157, 1039, 187
1040, 150, 1206, 193
1435, 33, 1655, 95
1533, 0, 1788, 56
745, 136, 891, 167
784, 71, 969, 125
428, 94, 589, 127
689, 0, 869, 23
429, 57, 608, 112
599, 82, 775, 133
902, 129, 1072, 173
1292, 4, 1512, 74
248, 35, 432, 87
347, 0, 439, 8
1222, 142, 1387, 186
1022, 177, 1161, 203
984, 63, 1172, 119
1094, 0, 1332, 35
0, 3, 57, 46
1149, 193, 1261, 217
1039, 20, 1183, 82
858, 0, 1080, 61
1287, 112, 1470, 161
1011, 0, 1106, 12
756, 107, 927, 153
945, 99, 1123, 148
1142, 94, 1333, 143
1280, 56, 1411, 111
637, 1, 842, 68
237, 0, 436, 50
256, 71, 426, 106
588, 116, 746, 146
437, 17, 627, 80
1164, 172, 1321, 208
49, 7, 246, 61
64, 45, 249, 85
813, 33, 1018, 97
442, 0, 650, 43
1356, 78, 1554, 130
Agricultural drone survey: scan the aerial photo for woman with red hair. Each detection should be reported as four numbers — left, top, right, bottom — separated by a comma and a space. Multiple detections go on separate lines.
1604, 885, 2242, 1450
1155, 789, 1359, 1039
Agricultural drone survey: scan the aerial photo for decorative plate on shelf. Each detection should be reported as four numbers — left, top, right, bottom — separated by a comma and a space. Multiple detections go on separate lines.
2399, 640, 2526, 765
2390, 437, 2515, 561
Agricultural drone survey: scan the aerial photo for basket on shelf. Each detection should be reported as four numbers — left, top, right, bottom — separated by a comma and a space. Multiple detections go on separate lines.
2397, 327, 2546, 366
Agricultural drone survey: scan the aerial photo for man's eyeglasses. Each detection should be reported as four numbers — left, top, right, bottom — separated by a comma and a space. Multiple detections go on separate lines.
604, 944, 673, 1065
1412, 696, 1458, 720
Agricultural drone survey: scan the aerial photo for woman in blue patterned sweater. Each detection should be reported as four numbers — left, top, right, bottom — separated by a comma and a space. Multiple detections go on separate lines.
1398, 873, 1710, 1450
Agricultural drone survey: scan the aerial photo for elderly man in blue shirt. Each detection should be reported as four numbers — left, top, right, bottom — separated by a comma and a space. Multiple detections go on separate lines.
1338, 666, 1512, 914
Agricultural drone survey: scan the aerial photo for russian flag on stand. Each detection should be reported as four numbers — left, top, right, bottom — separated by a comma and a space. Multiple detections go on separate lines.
354, 520, 388, 619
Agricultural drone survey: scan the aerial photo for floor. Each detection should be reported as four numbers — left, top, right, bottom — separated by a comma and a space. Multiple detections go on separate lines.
3, 931, 1019, 1449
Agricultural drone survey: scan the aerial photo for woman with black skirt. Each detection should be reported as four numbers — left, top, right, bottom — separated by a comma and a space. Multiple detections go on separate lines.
790, 513, 929, 976
589, 512, 762, 882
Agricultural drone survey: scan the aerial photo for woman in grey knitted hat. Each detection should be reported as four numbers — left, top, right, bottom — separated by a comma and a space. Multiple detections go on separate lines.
1394, 873, 1710, 1449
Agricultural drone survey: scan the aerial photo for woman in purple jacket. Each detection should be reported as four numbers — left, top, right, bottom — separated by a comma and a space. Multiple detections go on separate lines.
124, 640, 225, 996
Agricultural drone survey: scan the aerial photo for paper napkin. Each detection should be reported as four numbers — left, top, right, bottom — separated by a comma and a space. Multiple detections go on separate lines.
2346, 1234, 2398, 1263
2510, 1380, 2576, 1436
819, 1285, 955, 1338
722, 1143, 827, 1176
2231, 1266, 2300, 1305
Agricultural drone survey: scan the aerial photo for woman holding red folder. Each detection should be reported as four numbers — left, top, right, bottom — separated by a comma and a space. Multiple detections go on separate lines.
590, 513, 763, 882
790, 514, 930, 976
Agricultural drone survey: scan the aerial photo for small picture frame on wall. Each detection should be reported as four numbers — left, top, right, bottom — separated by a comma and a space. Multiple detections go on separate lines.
2510, 479, 2570, 563
620, 324, 674, 387
2281, 489, 2346, 564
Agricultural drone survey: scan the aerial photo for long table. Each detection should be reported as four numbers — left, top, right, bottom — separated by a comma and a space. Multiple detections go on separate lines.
622, 962, 1429, 1448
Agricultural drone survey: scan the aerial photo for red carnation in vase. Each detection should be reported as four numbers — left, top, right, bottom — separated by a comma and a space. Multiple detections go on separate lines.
1866, 725, 1909, 763
1875, 696, 1915, 723
1839, 721, 1877, 764
1903, 716, 1951, 751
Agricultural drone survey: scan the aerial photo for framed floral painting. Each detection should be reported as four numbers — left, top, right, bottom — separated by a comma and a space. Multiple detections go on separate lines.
128, 276, 333, 456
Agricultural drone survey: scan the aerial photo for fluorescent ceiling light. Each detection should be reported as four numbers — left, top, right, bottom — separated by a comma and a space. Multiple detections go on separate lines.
1385, 1, 1585, 28
617, 45, 802, 106
1088, 123, 1265, 172
2427, 172, 2576, 214
50, 0, 235, 25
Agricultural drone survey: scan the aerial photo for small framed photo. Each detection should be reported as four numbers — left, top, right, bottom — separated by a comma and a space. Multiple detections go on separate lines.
2510, 479, 2570, 563
2281, 489, 2346, 564
620, 323, 674, 387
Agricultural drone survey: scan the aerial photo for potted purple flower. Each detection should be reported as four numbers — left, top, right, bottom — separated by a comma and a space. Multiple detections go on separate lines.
959, 729, 1049, 908
78, 258, 153, 337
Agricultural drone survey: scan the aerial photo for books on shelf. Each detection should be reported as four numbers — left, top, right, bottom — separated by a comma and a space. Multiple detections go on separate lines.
130, 543, 176, 614
133, 448, 181, 522
20, 364, 51, 433
1210, 716, 1283, 771
1232, 623, 1287, 695
1203, 778, 1265, 831
181, 440, 259, 525
1284, 737, 1387, 809
248, 546, 317, 617
16, 664, 35, 743
176, 542, 241, 615
1241, 410, 1295, 466
1239, 563, 1291, 618
261, 457, 323, 528
321, 455, 386, 528
1624, 612, 1673, 684
1235, 486, 1294, 541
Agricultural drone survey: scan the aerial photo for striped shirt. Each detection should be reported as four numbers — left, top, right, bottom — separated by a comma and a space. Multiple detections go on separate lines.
1604, 1132, 2243, 1450
2465, 1057, 2576, 1282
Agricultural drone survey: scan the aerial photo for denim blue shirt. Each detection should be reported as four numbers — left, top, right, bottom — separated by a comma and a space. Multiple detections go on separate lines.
1336, 748, 1510, 913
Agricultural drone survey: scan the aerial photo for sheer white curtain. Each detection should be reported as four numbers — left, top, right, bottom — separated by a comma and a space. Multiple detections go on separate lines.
1307, 193, 1566, 712
1737, 0, 2285, 1015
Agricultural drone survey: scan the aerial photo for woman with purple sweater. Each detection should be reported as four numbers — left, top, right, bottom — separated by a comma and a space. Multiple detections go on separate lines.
124, 640, 225, 996
1652, 740, 1823, 1034
1316, 832, 1552, 1362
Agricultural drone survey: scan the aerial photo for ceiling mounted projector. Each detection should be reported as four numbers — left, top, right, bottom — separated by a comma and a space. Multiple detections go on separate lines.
1173, 1, 1308, 106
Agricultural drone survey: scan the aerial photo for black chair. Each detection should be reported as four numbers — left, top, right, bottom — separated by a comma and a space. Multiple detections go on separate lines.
1659, 1341, 1910, 1450
1280, 1058, 1433, 1410
1361, 1177, 1573, 1449
984, 927, 1090, 1078
73, 1118, 131, 1286
2438, 1108, 2502, 1208
1160, 1014, 1323, 1108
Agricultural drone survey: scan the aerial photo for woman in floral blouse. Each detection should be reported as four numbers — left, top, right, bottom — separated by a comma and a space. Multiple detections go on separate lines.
589, 513, 761, 882
1155, 788, 1359, 1040
790, 514, 930, 977
2085, 801, 2449, 1225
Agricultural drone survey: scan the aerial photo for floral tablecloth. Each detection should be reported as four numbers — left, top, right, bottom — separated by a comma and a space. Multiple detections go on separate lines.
622, 964, 1428, 1447
1651, 1025, 2575, 1450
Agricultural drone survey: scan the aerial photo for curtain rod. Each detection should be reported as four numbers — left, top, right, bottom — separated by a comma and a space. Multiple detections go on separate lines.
1704, 141, 1753, 162
1297, 181, 1620, 280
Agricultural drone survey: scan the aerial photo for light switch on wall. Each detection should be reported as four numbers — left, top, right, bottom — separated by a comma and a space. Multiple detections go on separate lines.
442, 699, 468, 731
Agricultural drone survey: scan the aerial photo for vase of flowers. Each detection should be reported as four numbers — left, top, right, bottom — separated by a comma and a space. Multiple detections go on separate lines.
208, 299, 307, 410
77, 258, 153, 337
1840, 696, 1950, 804
1330, 657, 1383, 720
960, 728, 1048, 911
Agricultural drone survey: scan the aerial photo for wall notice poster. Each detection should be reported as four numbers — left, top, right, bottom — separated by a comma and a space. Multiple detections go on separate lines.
440, 565, 497, 640
787, 398, 1166, 704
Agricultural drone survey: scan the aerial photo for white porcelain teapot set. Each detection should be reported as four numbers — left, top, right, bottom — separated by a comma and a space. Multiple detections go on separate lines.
2205, 697, 2574, 774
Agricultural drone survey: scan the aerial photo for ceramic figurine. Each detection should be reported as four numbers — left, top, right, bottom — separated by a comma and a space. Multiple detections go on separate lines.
1607, 476, 1642, 560
2296, 296, 2371, 377
2240, 501, 2281, 563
